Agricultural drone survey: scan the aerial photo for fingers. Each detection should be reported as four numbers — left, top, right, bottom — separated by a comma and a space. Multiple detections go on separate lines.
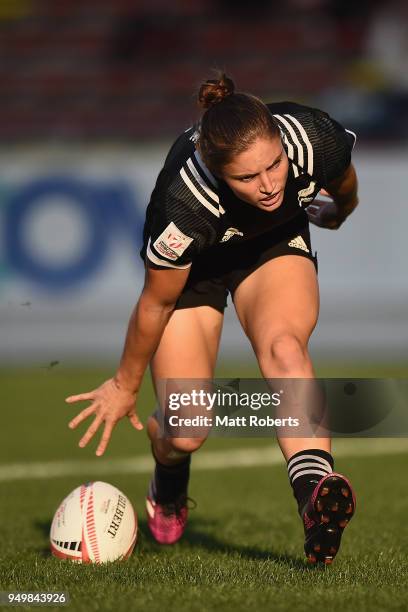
96, 421, 115, 457
65, 391, 95, 404
68, 405, 97, 430
306, 210, 323, 227
78, 414, 104, 449
308, 217, 324, 228
128, 412, 144, 431
306, 198, 327, 211
66, 379, 143, 456
306, 202, 323, 224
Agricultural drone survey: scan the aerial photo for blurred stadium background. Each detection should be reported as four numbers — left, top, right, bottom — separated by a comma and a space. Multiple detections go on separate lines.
1, 0, 407, 366
1, 4, 408, 608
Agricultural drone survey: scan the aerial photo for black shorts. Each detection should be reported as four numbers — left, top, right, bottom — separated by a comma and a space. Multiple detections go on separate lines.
175, 214, 318, 313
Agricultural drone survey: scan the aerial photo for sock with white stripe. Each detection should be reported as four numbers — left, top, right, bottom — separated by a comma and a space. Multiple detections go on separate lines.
287, 449, 334, 514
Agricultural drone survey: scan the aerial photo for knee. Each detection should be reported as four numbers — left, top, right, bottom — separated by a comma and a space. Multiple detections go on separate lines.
257, 332, 309, 375
147, 414, 208, 455
169, 437, 207, 454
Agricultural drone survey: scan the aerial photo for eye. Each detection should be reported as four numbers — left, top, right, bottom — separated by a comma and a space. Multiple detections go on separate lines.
270, 159, 281, 170
239, 176, 255, 183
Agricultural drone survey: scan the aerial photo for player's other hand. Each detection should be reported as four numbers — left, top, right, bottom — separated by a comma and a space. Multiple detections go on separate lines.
66, 378, 143, 456
306, 190, 347, 230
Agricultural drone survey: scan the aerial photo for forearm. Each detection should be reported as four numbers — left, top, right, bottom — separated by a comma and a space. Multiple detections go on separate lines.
66, 263, 189, 456
114, 292, 175, 393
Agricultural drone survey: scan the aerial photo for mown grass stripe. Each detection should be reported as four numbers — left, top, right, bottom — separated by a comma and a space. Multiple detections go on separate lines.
0, 438, 407, 482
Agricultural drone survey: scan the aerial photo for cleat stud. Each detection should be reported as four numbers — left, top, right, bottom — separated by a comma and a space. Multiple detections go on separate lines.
329, 546, 337, 555
321, 487, 330, 496
314, 544, 321, 552
341, 487, 349, 498
324, 557, 333, 565
346, 503, 353, 514
339, 519, 348, 528
308, 554, 317, 563
321, 514, 330, 524
327, 527, 338, 535
331, 502, 339, 512
316, 500, 323, 512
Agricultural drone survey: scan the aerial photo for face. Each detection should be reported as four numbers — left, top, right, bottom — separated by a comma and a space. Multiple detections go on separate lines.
221, 136, 289, 211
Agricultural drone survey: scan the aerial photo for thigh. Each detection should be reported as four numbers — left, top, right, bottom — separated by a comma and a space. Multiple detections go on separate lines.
233, 255, 319, 348
150, 306, 223, 441
151, 305, 223, 382
234, 256, 324, 458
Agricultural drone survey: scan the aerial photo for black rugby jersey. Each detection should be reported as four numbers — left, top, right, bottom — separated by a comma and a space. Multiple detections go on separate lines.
141, 101, 356, 269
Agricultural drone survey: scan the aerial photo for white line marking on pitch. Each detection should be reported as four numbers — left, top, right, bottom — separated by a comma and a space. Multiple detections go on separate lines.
0, 439, 407, 483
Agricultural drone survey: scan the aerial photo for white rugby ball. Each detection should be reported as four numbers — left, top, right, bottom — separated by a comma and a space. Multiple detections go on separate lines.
50, 481, 137, 563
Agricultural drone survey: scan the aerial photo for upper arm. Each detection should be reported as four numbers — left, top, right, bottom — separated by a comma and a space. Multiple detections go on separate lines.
312, 111, 357, 186
142, 262, 191, 308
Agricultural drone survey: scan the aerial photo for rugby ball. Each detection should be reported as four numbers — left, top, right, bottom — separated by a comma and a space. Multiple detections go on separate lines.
50, 481, 137, 563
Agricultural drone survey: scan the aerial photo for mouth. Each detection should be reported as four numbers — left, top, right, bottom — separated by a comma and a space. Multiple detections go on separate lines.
259, 190, 281, 206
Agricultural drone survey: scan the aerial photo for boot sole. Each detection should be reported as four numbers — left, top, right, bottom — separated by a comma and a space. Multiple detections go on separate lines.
304, 473, 356, 565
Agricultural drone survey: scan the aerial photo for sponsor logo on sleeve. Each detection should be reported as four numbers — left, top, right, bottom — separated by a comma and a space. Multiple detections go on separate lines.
153, 222, 194, 261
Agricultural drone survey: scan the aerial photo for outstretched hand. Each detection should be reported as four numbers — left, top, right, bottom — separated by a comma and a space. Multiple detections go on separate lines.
66, 378, 143, 456
306, 189, 347, 230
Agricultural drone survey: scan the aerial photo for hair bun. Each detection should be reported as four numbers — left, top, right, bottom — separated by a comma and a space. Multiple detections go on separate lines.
198, 73, 235, 109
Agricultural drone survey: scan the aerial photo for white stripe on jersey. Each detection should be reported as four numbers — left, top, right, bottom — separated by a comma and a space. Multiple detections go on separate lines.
292, 163, 300, 178
146, 238, 192, 270
194, 150, 218, 188
278, 128, 296, 164
284, 114, 314, 176
186, 158, 219, 204
346, 129, 357, 150
180, 167, 221, 217
274, 114, 306, 169
192, 151, 225, 214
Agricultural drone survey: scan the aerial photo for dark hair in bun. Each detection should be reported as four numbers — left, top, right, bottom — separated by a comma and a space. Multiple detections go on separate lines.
198, 73, 235, 109
197, 72, 280, 176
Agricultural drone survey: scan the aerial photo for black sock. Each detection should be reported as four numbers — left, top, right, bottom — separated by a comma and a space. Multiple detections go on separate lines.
151, 449, 191, 504
287, 449, 334, 514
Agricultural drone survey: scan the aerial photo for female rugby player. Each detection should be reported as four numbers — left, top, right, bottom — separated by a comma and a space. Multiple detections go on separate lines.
66, 74, 358, 565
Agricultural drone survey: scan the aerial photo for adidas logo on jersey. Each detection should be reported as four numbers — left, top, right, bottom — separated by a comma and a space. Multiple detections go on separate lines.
220, 227, 244, 242
288, 235, 309, 252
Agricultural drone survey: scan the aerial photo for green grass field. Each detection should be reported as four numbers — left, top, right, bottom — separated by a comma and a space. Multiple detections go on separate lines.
1, 364, 408, 612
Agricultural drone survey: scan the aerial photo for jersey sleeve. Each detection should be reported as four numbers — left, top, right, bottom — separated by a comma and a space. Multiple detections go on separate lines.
311, 110, 357, 186
146, 198, 206, 269
269, 102, 356, 188
142, 165, 220, 269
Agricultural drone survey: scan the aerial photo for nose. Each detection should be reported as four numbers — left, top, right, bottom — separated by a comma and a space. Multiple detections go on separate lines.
259, 172, 274, 194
